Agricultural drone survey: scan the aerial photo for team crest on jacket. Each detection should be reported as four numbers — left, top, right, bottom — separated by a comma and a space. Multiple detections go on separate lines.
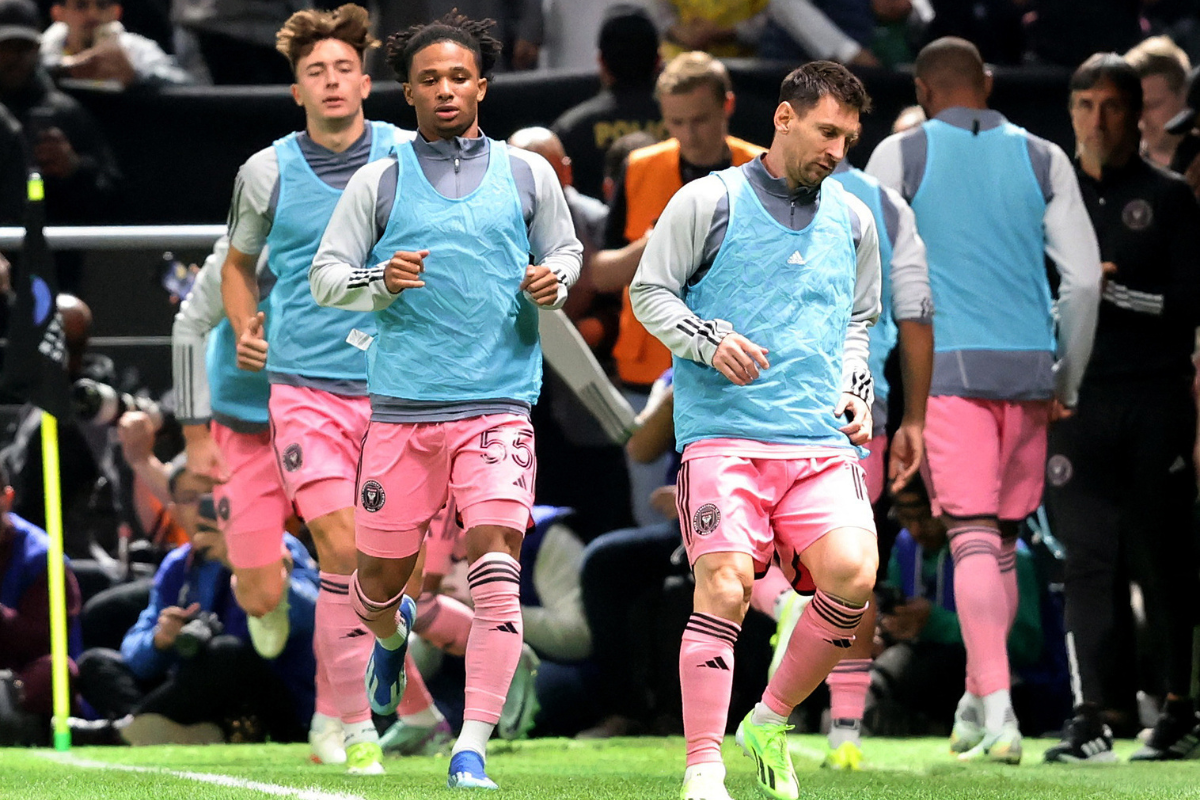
282, 443, 303, 472
1122, 199, 1152, 231
693, 503, 721, 536
361, 480, 386, 512
217, 496, 231, 521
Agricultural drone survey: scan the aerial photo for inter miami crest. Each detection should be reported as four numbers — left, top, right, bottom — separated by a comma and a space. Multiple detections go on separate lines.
282, 443, 303, 472
693, 503, 721, 536
217, 496, 231, 522
361, 480, 386, 512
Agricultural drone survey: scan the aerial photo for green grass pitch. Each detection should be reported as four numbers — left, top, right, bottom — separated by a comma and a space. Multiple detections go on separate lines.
2, 735, 1199, 800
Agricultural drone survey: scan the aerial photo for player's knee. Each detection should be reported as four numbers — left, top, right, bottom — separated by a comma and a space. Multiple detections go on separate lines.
819, 543, 878, 604
696, 563, 753, 619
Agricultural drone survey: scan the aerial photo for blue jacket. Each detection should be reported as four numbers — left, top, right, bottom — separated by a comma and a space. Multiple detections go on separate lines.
0, 513, 82, 660
120, 533, 319, 723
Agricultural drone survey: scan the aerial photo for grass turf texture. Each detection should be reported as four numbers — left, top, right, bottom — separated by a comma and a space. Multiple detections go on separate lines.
2, 735, 1199, 800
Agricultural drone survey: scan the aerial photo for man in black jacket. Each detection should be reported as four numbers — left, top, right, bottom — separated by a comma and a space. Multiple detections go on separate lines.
1044, 52, 1200, 765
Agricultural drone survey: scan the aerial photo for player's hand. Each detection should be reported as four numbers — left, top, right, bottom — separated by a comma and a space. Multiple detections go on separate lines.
887, 419, 924, 494
384, 249, 428, 294
520, 264, 560, 306
835, 392, 872, 446
117, 411, 157, 466
183, 424, 231, 485
65, 43, 136, 87
153, 602, 200, 650
712, 332, 769, 385
1100, 261, 1118, 293
1049, 398, 1074, 422
236, 311, 268, 371
880, 597, 929, 641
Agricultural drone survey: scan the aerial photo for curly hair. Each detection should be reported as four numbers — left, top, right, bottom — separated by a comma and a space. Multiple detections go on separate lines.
384, 11, 503, 83
275, 4, 378, 73
778, 60, 871, 117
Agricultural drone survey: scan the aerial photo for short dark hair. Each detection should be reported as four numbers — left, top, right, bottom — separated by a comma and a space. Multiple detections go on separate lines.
778, 60, 871, 117
1070, 52, 1144, 119
599, 4, 659, 88
605, 130, 659, 182
385, 11, 502, 83
275, 4, 377, 73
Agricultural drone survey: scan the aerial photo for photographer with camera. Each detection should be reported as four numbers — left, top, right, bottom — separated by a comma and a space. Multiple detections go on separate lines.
865, 479, 1046, 738
74, 487, 321, 746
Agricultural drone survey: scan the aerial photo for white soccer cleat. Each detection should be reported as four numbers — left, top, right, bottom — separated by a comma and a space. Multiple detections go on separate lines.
679, 772, 734, 800
949, 692, 985, 754
308, 713, 346, 765
247, 594, 291, 660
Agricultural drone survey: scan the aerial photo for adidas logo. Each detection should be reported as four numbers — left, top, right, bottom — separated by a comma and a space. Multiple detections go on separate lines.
828, 638, 853, 649
701, 656, 730, 670
493, 621, 519, 634
343, 628, 369, 639
513, 475, 528, 489
1080, 737, 1111, 757
1170, 456, 1187, 474
786, 250, 806, 266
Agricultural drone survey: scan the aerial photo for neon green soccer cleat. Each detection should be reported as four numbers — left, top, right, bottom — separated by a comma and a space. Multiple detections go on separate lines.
345, 740, 385, 775
822, 740, 863, 771
736, 712, 800, 800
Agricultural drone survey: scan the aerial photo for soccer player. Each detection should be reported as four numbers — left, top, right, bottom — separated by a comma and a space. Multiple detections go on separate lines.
631, 61, 881, 800
309, 12, 582, 790
218, 4, 412, 775
866, 37, 1102, 763
173, 237, 349, 764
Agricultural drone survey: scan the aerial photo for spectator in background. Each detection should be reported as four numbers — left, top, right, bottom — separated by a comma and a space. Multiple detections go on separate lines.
596, 51, 763, 528
653, 0, 766, 59
0, 461, 84, 746
0, 0, 121, 291
552, 4, 665, 201
1125, 35, 1191, 169
40, 0, 192, 88
1043, 53, 1200, 764
757, 0, 883, 67
76, 494, 320, 745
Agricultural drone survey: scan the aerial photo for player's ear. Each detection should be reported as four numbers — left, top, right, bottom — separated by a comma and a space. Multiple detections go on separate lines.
402, 81, 414, 106
360, 71, 371, 100
476, 76, 488, 103
290, 82, 303, 107
773, 101, 793, 134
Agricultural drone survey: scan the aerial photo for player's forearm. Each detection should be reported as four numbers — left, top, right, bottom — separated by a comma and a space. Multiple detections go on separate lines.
172, 331, 212, 424
841, 319, 874, 405
896, 320, 932, 425
308, 257, 397, 312
220, 254, 259, 338
590, 238, 647, 293
630, 282, 731, 366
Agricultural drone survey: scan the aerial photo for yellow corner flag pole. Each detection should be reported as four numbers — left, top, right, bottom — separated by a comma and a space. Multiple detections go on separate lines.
41, 410, 71, 751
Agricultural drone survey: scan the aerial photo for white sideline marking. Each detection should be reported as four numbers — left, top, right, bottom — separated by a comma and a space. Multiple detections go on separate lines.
41, 752, 368, 800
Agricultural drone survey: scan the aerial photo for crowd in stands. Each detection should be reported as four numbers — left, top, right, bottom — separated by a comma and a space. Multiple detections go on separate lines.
0, 0, 1199, 780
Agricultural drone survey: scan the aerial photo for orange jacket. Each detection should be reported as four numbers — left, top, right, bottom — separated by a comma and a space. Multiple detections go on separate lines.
615, 136, 765, 386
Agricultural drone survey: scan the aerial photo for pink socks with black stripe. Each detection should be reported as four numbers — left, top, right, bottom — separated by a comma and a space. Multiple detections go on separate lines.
680, 612, 740, 767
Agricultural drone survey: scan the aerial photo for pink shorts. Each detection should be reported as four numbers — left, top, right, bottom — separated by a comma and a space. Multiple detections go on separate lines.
924, 395, 1049, 520
675, 452, 876, 577
860, 434, 887, 505
268, 384, 371, 522
356, 414, 536, 559
212, 423, 291, 570
423, 498, 466, 578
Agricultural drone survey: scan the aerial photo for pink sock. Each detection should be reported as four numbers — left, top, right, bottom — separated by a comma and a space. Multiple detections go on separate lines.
749, 566, 793, 619
999, 536, 1019, 633
826, 658, 872, 721
314, 644, 338, 718
680, 612, 739, 767
948, 527, 1010, 696
315, 572, 372, 725
463, 553, 524, 725
414, 591, 473, 657
763, 591, 865, 717
396, 651, 435, 717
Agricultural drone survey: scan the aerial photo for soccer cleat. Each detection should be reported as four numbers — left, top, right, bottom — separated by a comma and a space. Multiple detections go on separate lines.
679, 772, 734, 800
1044, 705, 1116, 763
365, 595, 417, 716
308, 712, 346, 764
1129, 701, 1200, 761
736, 712, 800, 800
447, 750, 499, 790
247, 593, 291, 660
822, 740, 863, 771
498, 643, 541, 740
949, 692, 985, 754
957, 720, 1022, 765
380, 717, 453, 756
767, 592, 806, 681
345, 740, 385, 775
